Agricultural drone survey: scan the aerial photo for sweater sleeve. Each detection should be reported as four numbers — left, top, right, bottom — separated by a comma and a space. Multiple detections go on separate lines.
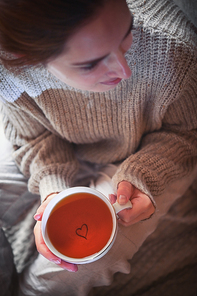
0, 100, 79, 202
112, 61, 197, 205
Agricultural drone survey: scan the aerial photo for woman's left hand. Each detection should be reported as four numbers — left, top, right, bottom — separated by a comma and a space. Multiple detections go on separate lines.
109, 181, 155, 226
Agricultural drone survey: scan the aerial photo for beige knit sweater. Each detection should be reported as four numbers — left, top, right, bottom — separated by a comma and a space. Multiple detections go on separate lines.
0, 0, 197, 203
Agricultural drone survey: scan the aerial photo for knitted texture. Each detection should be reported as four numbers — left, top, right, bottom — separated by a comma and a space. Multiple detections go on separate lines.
0, 0, 197, 202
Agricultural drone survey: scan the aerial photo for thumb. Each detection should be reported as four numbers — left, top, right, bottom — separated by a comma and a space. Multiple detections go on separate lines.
117, 181, 133, 205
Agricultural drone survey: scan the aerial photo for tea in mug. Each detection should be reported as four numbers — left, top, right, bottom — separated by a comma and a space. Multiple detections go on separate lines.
46, 192, 113, 258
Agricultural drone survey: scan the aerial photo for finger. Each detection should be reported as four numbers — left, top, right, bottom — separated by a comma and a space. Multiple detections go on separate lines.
34, 193, 58, 221
118, 210, 154, 226
117, 184, 155, 226
116, 207, 133, 224
130, 192, 155, 218
34, 221, 60, 260
117, 181, 133, 205
117, 191, 155, 225
108, 194, 117, 204
34, 221, 78, 272
61, 261, 78, 272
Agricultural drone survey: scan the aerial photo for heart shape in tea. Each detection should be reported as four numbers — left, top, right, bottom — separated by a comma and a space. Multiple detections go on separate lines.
46, 192, 113, 258
76, 224, 88, 240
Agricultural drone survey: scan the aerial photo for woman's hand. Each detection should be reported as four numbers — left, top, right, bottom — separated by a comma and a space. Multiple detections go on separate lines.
109, 181, 155, 226
33, 193, 78, 272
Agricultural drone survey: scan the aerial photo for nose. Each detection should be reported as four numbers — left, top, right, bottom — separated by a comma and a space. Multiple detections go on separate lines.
106, 51, 132, 79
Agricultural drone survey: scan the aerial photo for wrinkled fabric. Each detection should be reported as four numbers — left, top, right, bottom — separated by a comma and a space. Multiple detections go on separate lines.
19, 164, 197, 296
0, 119, 39, 296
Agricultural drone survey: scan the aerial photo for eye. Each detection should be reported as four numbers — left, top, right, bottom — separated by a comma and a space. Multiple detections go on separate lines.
80, 61, 99, 71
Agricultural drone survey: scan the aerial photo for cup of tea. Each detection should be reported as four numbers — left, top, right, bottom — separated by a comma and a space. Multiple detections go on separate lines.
42, 187, 132, 264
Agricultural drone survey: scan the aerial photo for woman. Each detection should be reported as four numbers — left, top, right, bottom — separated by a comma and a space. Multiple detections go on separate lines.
0, 0, 197, 295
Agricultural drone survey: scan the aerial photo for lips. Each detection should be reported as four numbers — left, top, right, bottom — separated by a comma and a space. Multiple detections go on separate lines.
100, 78, 122, 86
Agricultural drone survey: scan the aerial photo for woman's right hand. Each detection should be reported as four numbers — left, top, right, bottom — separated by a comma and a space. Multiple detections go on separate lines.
33, 193, 78, 272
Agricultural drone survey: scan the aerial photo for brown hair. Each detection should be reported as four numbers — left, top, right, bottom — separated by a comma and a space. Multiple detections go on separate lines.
0, 0, 109, 68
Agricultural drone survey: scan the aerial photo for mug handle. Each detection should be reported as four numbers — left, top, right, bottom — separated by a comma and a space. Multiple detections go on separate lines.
113, 200, 132, 214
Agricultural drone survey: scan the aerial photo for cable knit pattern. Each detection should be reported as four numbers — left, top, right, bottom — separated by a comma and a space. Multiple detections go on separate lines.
0, 0, 197, 202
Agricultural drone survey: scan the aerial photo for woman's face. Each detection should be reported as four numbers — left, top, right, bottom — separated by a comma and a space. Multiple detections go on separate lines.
47, 0, 133, 92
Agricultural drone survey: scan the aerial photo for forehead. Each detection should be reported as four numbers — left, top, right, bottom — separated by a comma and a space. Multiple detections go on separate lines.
61, 0, 131, 63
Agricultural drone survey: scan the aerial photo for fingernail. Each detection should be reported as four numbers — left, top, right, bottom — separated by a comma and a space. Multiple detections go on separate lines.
34, 213, 41, 221
108, 194, 113, 202
65, 265, 78, 272
65, 267, 77, 272
119, 195, 127, 204
51, 258, 62, 265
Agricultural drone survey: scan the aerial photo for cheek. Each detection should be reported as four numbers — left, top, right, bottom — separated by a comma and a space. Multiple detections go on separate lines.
76, 73, 101, 86
48, 62, 107, 88
61, 72, 100, 89
81, 64, 109, 83
122, 33, 133, 53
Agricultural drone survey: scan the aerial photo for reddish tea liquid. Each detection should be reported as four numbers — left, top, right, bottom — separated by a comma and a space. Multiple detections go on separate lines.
46, 192, 113, 258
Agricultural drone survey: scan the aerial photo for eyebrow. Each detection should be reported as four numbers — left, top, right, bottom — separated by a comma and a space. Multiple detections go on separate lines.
71, 14, 134, 67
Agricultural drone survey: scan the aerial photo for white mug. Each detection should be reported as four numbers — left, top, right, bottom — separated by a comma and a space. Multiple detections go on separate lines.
42, 187, 132, 264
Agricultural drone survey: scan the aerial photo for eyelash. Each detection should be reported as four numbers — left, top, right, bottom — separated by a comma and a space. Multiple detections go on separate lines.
80, 61, 99, 71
